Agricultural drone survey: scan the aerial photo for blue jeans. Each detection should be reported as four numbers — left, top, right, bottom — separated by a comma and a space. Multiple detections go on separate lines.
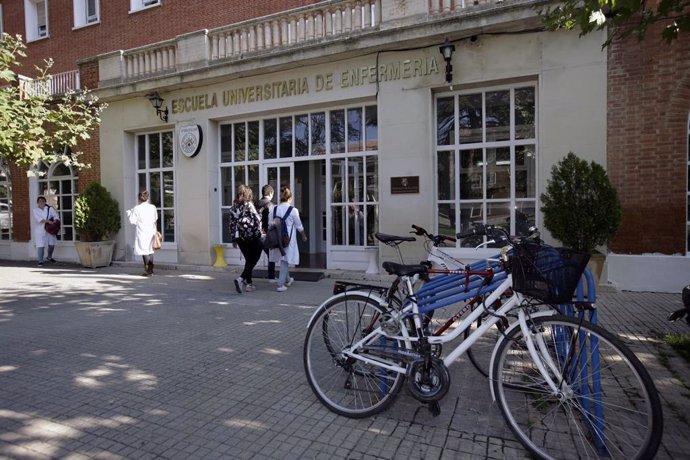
37, 245, 54, 263
278, 260, 290, 285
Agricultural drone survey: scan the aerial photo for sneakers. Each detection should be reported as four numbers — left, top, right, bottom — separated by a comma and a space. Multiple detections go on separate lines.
285, 277, 294, 287
37, 262, 43, 267
234, 277, 245, 294
244, 284, 256, 292
268, 278, 278, 284
276, 285, 288, 292
48, 258, 57, 264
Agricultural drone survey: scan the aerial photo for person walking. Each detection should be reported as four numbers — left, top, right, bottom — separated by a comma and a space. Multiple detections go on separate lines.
257, 184, 276, 281
32, 196, 60, 266
229, 185, 263, 293
270, 186, 307, 293
126, 190, 158, 277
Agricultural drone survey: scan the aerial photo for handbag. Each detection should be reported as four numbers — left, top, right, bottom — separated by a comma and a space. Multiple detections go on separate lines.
44, 206, 61, 235
152, 231, 162, 250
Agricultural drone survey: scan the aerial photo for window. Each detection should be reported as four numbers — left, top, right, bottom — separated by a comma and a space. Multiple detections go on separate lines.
73, 0, 99, 27
218, 105, 379, 246
25, 0, 48, 41
0, 159, 12, 241
0, 4, 4, 38
137, 131, 175, 243
435, 84, 537, 248
687, 114, 690, 253
36, 157, 78, 241
130, 0, 160, 13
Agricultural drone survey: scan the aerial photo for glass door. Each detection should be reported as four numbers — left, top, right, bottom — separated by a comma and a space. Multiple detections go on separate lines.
263, 163, 295, 208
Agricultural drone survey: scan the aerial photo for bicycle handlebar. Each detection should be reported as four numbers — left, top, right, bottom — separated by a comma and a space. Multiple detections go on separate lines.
456, 224, 540, 246
410, 224, 457, 245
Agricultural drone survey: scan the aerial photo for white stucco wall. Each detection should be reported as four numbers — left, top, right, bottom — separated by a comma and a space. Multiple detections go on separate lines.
99, 28, 607, 271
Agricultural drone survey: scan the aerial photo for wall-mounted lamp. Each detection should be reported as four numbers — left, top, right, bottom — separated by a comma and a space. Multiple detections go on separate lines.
146, 91, 169, 122
439, 38, 456, 87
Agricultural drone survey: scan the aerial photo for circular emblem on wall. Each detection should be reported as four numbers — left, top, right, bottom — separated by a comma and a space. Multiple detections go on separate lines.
179, 124, 203, 158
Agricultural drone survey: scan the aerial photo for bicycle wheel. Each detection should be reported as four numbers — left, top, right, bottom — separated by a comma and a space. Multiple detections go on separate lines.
464, 310, 505, 378
303, 294, 406, 418
492, 315, 663, 459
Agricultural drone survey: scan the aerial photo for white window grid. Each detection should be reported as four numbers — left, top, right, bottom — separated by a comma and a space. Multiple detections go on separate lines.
434, 83, 538, 245
0, 158, 11, 241
36, 158, 79, 241
136, 131, 175, 243
218, 104, 379, 246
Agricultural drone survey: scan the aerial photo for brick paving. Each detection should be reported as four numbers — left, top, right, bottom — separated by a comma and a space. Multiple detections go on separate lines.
0, 261, 688, 459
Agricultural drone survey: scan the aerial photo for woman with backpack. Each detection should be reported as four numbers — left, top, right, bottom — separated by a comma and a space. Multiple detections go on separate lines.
229, 185, 262, 293
270, 186, 308, 292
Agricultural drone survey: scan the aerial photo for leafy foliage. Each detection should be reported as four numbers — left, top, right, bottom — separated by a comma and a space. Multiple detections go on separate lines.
74, 182, 121, 241
540, 152, 621, 253
0, 34, 105, 169
541, 0, 690, 47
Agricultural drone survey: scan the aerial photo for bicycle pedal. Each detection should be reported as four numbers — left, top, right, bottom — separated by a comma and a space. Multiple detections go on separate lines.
428, 401, 441, 416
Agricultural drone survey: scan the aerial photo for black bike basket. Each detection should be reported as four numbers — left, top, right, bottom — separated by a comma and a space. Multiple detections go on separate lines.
511, 244, 590, 304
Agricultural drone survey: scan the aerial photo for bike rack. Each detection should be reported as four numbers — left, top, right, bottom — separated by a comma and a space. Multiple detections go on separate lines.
414, 264, 606, 455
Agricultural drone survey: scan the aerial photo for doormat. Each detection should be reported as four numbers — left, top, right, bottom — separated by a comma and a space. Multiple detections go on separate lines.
254, 269, 325, 282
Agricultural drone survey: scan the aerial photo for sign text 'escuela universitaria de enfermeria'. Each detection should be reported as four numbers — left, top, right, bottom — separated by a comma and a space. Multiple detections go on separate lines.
171, 57, 440, 114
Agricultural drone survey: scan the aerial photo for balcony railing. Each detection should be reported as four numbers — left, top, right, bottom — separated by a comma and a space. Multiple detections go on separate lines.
208, 0, 381, 61
18, 70, 81, 98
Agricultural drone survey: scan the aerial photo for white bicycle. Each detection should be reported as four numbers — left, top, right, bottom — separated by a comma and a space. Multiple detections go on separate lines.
304, 224, 663, 459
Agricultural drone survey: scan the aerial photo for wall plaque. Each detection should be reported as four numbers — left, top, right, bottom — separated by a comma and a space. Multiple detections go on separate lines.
391, 176, 419, 194
179, 124, 203, 158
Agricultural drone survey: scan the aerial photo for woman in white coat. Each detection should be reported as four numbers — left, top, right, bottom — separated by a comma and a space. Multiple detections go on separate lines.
126, 190, 158, 276
32, 196, 60, 266
270, 187, 307, 292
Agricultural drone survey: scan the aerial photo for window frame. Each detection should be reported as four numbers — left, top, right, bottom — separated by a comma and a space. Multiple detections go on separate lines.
36, 157, 79, 242
73, 0, 99, 28
135, 130, 176, 245
25, 0, 49, 41
129, 0, 160, 14
434, 82, 538, 252
0, 158, 12, 241
218, 104, 379, 247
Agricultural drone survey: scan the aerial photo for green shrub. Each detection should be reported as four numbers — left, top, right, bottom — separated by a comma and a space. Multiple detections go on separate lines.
540, 152, 621, 253
74, 181, 121, 241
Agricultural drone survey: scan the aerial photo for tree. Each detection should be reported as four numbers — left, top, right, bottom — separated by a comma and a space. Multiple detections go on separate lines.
0, 34, 105, 169
541, 0, 690, 47
540, 152, 621, 253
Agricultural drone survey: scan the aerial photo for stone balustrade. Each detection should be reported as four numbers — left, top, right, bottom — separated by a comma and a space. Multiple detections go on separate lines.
95, 0, 536, 87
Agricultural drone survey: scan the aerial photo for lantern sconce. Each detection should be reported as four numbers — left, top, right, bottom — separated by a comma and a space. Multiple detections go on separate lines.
145, 91, 169, 122
439, 38, 456, 89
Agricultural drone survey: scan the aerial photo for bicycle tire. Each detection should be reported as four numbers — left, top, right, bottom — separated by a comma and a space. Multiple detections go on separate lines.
303, 293, 405, 418
463, 307, 506, 378
491, 315, 663, 459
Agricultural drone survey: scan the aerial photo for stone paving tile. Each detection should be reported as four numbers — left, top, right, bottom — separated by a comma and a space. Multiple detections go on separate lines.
0, 261, 687, 459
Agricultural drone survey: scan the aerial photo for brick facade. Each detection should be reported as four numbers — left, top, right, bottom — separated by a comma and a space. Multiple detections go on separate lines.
2, 0, 322, 75
607, 24, 690, 255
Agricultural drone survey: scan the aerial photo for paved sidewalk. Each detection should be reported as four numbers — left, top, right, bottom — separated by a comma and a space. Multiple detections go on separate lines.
0, 261, 688, 459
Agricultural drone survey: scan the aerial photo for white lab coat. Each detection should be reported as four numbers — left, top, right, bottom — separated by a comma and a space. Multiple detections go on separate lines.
32, 205, 59, 248
269, 202, 304, 266
127, 202, 158, 256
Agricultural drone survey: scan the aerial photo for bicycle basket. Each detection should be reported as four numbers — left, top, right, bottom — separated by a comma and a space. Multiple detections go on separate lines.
510, 244, 590, 304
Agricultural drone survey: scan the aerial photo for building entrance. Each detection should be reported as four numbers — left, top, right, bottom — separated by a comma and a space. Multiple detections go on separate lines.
263, 160, 326, 269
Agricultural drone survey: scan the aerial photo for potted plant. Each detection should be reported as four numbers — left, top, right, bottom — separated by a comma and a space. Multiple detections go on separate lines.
74, 181, 122, 268
540, 152, 622, 281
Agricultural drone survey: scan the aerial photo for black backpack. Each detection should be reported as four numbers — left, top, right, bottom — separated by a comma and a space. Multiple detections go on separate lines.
264, 206, 293, 253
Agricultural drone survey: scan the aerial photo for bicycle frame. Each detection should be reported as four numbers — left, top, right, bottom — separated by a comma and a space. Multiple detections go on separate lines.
339, 274, 570, 401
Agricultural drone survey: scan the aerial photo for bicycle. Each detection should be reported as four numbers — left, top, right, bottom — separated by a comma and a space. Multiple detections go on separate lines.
303, 224, 663, 459
333, 228, 507, 375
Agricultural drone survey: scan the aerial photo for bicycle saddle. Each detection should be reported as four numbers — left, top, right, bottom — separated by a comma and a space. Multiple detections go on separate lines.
382, 261, 428, 277
375, 233, 416, 245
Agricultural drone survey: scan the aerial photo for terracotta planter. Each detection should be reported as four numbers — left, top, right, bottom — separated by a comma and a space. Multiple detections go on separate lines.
587, 252, 606, 284
75, 240, 116, 268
